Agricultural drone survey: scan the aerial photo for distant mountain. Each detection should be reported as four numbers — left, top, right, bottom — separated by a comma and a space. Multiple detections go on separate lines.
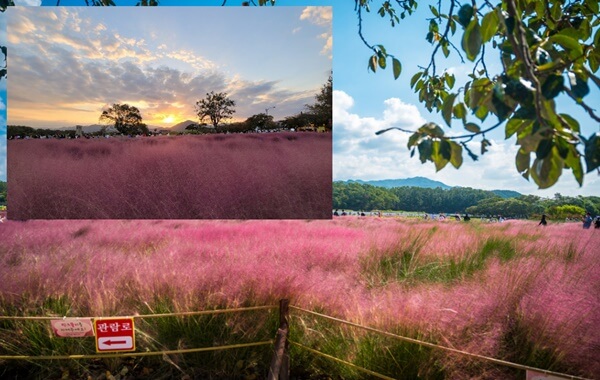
170, 120, 198, 132
348, 177, 451, 189
491, 189, 522, 198
62, 124, 163, 133
344, 177, 522, 198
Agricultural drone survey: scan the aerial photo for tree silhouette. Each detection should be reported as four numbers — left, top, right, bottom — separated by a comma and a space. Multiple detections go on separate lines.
195, 91, 236, 129
99, 103, 148, 135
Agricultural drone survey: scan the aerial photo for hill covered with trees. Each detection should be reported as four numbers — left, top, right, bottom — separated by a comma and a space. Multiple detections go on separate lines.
333, 181, 600, 219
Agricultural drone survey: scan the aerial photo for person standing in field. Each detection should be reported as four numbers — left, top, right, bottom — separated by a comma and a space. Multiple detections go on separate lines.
539, 214, 547, 226
582, 212, 593, 229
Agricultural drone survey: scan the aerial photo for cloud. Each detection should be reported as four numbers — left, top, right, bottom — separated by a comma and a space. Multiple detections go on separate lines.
300, 6, 332, 26
8, 8, 321, 127
13, 0, 41, 5
300, 6, 332, 59
333, 91, 600, 196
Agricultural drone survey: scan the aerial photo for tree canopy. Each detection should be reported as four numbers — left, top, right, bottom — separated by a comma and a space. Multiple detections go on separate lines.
195, 91, 236, 129
305, 74, 333, 130
333, 181, 600, 217
356, 0, 600, 190
99, 103, 148, 135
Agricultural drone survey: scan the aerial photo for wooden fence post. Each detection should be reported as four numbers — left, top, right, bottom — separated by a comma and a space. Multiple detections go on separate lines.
268, 299, 289, 380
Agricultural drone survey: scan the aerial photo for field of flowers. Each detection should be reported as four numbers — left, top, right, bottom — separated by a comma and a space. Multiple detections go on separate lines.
0, 217, 598, 379
7, 132, 331, 219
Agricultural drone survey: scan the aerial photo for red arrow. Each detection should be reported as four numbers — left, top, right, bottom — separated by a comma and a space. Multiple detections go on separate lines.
104, 340, 127, 345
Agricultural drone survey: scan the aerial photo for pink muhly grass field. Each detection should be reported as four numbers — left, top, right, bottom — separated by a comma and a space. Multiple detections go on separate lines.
1, 217, 598, 378
7, 132, 331, 219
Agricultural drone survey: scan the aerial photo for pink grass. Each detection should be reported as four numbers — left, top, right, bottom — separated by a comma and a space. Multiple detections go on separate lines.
0, 218, 598, 377
7, 132, 331, 219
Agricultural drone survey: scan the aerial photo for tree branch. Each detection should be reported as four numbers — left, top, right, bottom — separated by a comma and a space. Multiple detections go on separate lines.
425, 0, 456, 76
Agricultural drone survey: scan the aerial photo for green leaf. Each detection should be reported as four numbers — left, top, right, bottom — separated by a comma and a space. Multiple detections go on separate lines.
559, 113, 580, 133
505, 116, 533, 139
429, 4, 439, 17
584, 133, 600, 173
457, 4, 473, 28
481, 139, 491, 155
419, 122, 445, 138
530, 147, 563, 189
549, 35, 584, 59
407, 132, 422, 148
569, 72, 590, 99
442, 93, 457, 127
431, 140, 450, 171
449, 141, 463, 169
378, 54, 387, 69
480, 10, 499, 42
462, 19, 482, 61
418, 139, 433, 164
564, 146, 584, 186
369, 55, 377, 73
453, 103, 466, 121
536, 138, 553, 160
465, 122, 480, 133
392, 58, 402, 80
446, 74, 455, 89
410, 72, 423, 88
516, 149, 530, 179
541, 74, 564, 99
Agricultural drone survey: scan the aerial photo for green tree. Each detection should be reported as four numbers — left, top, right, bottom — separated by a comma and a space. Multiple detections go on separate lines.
245, 113, 276, 130
357, 0, 600, 189
546, 204, 586, 219
305, 75, 333, 130
99, 103, 147, 135
195, 91, 236, 130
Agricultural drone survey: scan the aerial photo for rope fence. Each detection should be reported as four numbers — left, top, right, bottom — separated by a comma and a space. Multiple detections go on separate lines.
0, 301, 593, 380
289, 305, 592, 380
0, 305, 277, 321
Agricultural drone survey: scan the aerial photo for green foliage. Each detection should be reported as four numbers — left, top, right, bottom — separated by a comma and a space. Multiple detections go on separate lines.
0, 180, 6, 207
99, 103, 148, 135
546, 204, 586, 219
304, 75, 333, 130
195, 91, 236, 129
358, 0, 600, 189
244, 113, 276, 131
333, 181, 499, 213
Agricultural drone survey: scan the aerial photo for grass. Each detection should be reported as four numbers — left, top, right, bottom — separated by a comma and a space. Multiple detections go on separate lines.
0, 217, 598, 378
7, 132, 332, 219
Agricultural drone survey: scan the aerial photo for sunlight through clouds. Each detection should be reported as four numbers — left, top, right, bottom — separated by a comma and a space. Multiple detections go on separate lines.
7, 7, 331, 128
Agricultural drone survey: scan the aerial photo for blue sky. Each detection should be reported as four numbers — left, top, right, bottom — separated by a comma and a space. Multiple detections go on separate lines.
329, 0, 600, 197
4, 1, 600, 198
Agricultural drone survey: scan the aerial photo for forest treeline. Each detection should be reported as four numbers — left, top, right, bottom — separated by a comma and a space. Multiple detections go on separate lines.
333, 181, 600, 219
0, 181, 6, 207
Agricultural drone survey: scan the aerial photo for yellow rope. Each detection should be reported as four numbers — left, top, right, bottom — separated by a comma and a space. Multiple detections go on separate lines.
290, 305, 591, 380
0, 341, 273, 360
289, 341, 396, 380
0, 305, 277, 321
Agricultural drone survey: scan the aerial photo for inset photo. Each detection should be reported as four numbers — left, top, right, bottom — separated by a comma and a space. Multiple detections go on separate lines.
7, 6, 332, 219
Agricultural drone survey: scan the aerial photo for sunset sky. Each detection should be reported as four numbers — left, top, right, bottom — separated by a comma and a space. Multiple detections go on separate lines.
7, 6, 332, 129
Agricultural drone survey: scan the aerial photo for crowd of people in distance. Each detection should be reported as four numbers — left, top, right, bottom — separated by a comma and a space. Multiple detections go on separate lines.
539, 212, 600, 229
332, 209, 600, 230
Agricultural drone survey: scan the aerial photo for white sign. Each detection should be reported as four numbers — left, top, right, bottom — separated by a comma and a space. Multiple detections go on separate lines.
51, 318, 94, 338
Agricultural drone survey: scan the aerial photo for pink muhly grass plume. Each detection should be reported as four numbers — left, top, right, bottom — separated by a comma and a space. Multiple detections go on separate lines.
1, 217, 598, 377
7, 132, 331, 219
